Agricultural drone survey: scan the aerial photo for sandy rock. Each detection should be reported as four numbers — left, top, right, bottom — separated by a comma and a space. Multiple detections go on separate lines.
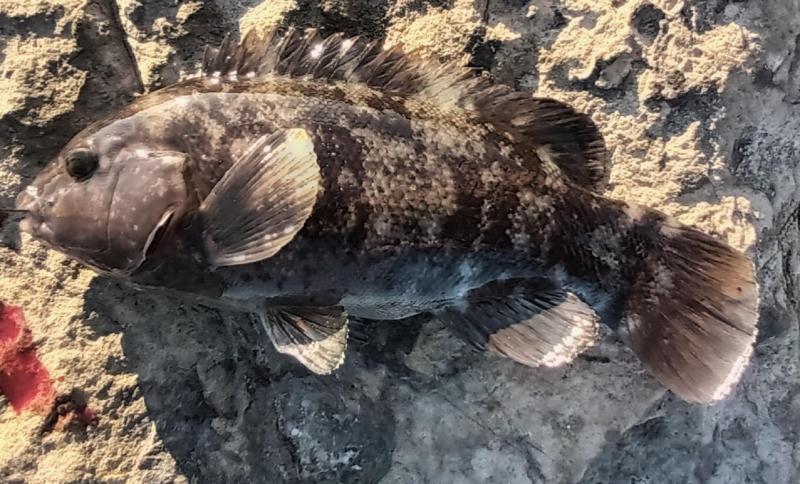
1, 1, 799, 483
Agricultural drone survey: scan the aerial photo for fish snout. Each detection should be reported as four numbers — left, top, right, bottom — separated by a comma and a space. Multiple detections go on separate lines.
15, 186, 43, 235
15, 185, 39, 212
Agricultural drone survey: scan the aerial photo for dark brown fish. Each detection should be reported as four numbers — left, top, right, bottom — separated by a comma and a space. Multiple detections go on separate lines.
15, 29, 759, 403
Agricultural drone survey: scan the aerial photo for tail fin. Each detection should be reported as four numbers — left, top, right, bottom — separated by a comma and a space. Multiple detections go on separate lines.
620, 215, 759, 404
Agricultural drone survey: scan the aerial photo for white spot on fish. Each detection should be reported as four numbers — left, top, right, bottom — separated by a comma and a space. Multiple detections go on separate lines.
658, 216, 683, 238
309, 42, 324, 59
452, 261, 478, 299
510, 231, 530, 249
624, 204, 648, 222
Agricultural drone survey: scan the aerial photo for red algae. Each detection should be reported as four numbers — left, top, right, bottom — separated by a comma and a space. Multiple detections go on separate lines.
0, 303, 21, 343
0, 302, 55, 414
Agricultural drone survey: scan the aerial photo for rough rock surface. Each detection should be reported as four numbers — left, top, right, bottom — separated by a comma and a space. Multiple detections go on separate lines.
1, 1, 799, 482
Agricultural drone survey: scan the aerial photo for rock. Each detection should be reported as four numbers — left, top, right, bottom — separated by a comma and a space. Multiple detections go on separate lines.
1, 1, 799, 483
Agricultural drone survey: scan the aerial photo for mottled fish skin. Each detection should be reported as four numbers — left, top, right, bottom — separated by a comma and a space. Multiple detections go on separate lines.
110, 78, 630, 318
16, 29, 759, 404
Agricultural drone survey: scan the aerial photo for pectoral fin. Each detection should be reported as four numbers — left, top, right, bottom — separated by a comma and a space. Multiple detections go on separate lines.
261, 306, 349, 374
200, 128, 321, 267
438, 279, 598, 367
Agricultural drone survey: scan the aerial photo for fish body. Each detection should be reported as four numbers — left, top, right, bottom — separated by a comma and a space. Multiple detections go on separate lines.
16, 29, 759, 403
121, 80, 618, 314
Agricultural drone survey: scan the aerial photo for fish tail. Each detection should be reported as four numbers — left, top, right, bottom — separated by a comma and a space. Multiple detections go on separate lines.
617, 207, 759, 403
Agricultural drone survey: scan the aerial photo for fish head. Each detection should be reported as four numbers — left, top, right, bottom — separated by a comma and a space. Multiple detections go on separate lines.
16, 118, 190, 276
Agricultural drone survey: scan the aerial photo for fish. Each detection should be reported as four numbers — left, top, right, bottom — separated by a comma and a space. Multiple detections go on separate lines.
14, 28, 759, 403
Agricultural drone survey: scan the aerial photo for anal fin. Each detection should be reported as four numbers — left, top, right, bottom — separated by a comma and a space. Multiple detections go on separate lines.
438, 279, 598, 367
261, 306, 349, 374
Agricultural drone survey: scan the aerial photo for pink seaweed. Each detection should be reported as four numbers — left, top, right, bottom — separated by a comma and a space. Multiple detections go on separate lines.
0, 302, 55, 414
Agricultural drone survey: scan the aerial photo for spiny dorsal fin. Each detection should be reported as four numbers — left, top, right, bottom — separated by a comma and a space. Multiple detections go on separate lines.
200, 28, 610, 191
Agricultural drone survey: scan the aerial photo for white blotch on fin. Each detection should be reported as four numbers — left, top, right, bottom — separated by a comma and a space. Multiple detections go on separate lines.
538, 318, 597, 368
276, 323, 349, 375
709, 331, 756, 402
309, 42, 324, 59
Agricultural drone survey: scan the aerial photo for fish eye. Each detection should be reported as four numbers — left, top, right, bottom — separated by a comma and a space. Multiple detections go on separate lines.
65, 149, 99, 181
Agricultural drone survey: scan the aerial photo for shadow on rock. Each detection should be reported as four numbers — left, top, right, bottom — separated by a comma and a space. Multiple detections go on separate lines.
81, 277, 396, 484
281, 0, 392, 38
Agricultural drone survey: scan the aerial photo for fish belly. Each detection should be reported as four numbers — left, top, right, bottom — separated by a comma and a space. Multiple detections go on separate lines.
221, 245, 547, 320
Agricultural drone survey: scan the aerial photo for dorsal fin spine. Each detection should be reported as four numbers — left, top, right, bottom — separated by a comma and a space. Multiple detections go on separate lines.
199, 29, 610, 191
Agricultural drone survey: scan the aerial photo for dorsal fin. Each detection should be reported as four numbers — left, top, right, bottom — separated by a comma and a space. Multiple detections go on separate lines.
200, 29, 610, 191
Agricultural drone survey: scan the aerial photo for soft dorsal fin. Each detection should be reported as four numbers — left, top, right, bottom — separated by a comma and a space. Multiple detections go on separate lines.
508, 98, 609, 191
200, 28, 610, 191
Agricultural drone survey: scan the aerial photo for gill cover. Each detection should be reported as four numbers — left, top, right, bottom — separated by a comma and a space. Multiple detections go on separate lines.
103, 149, 188, 274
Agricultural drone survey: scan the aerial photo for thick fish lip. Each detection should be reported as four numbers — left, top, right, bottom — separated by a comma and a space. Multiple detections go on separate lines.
16, 211, 52, 241
14, 186, 55, 244
15, 186, 40, 236
15, 185, 38, 212
18, 217, 34, 235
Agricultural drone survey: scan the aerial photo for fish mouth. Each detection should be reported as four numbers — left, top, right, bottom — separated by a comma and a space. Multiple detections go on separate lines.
15, 186, 48, 239
13, 185, 100, 257
18, 214, 40, 237
15, 210, 57, 248
15, 196, 38, 236
15, 185, 38, 212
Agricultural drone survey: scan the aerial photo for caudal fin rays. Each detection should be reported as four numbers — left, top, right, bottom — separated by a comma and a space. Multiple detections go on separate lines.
620, 216, 759, 403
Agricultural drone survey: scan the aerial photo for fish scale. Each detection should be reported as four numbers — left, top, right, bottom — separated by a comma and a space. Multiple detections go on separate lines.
152, 85, 547, 251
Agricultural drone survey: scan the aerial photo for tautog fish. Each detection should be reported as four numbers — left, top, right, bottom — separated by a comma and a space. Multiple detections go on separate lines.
16, 29, 759, 403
